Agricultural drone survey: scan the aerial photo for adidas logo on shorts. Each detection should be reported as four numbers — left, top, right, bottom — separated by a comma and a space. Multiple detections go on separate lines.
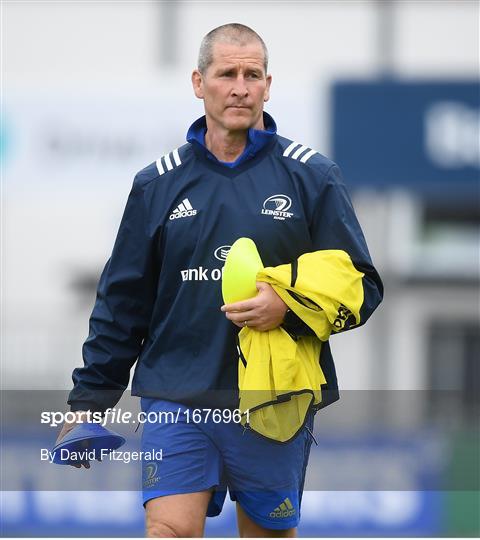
269, 497, 296, 518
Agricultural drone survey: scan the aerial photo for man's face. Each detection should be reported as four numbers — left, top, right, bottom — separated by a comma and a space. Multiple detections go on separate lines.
192, 40, 272, 133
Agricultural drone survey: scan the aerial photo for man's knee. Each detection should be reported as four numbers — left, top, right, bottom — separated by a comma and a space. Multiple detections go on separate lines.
145, 519, 178, 538
145, 492, 209, 538
145, 517, 202, 538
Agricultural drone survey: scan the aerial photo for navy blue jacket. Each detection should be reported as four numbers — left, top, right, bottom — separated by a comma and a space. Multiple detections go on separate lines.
68, 113, 383, 413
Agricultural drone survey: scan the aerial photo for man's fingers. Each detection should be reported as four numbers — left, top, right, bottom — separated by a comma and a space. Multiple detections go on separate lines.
56, 411, 91, 445
231, 319, 253, 328
72, 461, 90, 469
225, 309, 256, 323
221, 298, 257, 313
56, 425, 74, 445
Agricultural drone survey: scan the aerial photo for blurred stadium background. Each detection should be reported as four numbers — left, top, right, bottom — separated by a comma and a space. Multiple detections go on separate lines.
1, 0, 479, 537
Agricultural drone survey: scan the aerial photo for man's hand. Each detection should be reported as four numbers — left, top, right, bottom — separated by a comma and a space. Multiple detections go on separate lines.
221, 281, 288, 332
56, 411, 91, 469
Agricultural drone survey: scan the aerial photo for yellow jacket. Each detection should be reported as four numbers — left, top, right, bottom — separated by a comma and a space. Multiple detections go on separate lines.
237, 249, 365, 442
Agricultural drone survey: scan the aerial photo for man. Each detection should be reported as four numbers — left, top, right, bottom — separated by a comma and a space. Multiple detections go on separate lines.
59, 23, 383, 537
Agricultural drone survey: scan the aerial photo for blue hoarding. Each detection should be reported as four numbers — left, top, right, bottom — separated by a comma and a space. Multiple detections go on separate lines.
332, 80, 480, 198
1, 431, 451, 537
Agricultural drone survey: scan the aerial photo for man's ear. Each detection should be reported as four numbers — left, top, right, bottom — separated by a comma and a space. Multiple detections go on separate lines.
192, 70, 204, 99
263, 74, 272, 102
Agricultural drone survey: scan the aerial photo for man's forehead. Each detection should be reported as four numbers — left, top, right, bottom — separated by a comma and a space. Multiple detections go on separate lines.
211, 41, 265, 67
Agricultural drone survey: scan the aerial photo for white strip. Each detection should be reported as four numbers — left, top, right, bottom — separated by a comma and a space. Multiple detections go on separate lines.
283, 141, 300, 157
183, 198, 193, 210
178, 203, 186, 212
173, 208, 179, 213
172, 148, 181, 166
164, 153, 173, 171
291, 145, 309, 160
300, 148, 317, 163
156, 158, 165, 175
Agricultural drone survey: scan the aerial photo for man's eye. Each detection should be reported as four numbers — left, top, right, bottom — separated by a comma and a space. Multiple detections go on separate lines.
248, 72, 261, 79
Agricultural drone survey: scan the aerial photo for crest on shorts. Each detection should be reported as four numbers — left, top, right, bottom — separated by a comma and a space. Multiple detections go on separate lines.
143, 461, 160, 488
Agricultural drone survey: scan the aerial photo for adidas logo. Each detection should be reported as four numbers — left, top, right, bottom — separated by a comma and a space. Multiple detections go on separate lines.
282, 141, 318, 163
169, 198, 197, 220
269, 497, 296, 518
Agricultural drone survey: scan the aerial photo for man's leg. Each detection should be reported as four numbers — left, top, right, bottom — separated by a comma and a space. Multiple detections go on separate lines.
236, 503, 297, 538
217, 411, 316, 534
141, 399, 225, 537
145, 490, 212, 538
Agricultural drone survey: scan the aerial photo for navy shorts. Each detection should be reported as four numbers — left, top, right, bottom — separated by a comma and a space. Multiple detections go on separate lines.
140, 398, 314, 530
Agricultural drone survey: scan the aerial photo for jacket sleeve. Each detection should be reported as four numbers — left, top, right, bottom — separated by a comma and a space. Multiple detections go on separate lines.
67, 176, 159, 412
308, 163, 383, 331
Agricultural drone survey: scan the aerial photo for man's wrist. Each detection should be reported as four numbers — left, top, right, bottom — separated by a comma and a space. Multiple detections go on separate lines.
66, 410, 89, 424
69, 401, 105, 413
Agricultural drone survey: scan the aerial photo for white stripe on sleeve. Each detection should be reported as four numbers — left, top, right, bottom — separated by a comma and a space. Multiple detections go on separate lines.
300, 149, 317, 163
156, 158, 165, 175
292, 145, 309, 160
172, 148, 181, 166
283, 141, 300, 157
164, 153, 173, 171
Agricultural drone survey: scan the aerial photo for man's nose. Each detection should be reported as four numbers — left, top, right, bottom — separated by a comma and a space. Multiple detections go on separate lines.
231, 75, 248, 97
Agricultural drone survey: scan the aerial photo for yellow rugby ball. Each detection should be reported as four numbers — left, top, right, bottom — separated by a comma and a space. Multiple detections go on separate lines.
222, 238, 264, 304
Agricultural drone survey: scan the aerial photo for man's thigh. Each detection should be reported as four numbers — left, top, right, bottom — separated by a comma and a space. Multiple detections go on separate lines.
141, 398, 223, 502
145, 491, 212, 538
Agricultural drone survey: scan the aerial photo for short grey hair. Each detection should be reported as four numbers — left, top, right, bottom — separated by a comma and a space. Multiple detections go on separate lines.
198, 23, 269, 75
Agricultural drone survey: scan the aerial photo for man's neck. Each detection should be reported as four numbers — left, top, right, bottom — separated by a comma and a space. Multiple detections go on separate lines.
204, 117, 265, 163
204, 130, 246, 163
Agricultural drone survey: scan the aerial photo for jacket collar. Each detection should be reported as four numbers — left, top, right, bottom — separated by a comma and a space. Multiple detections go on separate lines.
186, 112, 277, 168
